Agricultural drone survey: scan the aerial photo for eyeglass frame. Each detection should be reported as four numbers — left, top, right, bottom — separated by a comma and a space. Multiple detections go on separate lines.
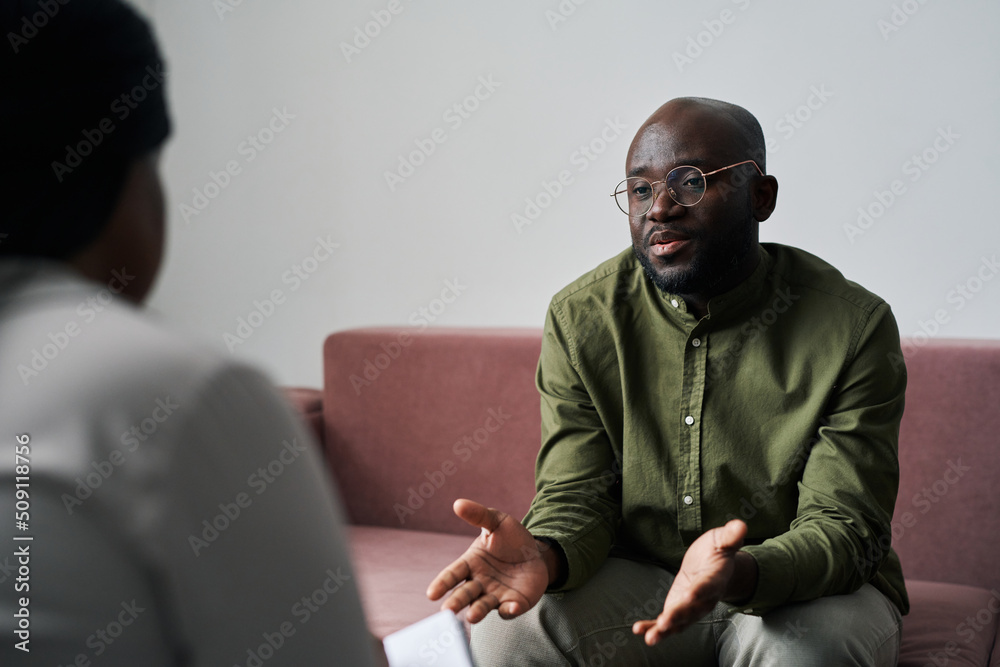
611, 159, 764, 215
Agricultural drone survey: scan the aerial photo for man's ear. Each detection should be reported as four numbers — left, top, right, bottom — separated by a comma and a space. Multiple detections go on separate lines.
751, 175, 778, 222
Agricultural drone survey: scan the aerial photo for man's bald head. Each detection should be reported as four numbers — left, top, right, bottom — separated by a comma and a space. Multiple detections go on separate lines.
622, 97, 778, 315
632, 97, 766, 173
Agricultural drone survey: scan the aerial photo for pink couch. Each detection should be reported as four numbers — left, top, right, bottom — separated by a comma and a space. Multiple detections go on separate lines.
287, 328, 1000, 665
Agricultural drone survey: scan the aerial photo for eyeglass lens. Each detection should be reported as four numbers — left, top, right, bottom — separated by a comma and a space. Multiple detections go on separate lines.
614, 166, 707, 216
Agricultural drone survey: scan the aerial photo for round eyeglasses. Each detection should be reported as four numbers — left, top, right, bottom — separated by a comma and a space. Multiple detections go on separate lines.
611, 160, 763, 216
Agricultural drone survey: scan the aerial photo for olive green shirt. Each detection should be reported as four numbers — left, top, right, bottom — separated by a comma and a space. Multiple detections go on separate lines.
523, 243, 908, 616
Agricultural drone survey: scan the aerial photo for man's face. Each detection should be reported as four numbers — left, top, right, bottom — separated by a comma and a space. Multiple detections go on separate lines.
625, 109, 759, 299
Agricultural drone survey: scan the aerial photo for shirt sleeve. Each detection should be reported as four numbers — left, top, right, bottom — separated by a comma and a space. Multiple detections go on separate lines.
521, 301, 622, 591
737, 301, 906, 615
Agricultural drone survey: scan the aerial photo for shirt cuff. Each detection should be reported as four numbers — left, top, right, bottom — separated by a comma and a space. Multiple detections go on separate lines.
532, 536, 568, 591
732, 544, 796, 615
528, 530, 598, 592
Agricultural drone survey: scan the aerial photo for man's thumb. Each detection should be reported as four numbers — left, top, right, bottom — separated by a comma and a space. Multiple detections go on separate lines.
719, 519, 748, 550
453, 498, 506, 533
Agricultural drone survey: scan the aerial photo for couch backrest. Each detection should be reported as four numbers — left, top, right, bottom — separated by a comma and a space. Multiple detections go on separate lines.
324, 329, 1000, 589
323, 328, 541, 536
891, 339, 1000, 592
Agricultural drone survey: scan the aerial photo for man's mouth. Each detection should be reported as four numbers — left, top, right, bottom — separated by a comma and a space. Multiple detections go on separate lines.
648, 231, 692, 258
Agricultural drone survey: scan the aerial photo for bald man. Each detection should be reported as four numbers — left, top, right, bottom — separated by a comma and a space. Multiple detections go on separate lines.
429, 98, 907, 666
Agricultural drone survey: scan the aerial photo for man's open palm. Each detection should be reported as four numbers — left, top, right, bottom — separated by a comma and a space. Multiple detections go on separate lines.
633, 519, 748, 645
426, 499, 549, 623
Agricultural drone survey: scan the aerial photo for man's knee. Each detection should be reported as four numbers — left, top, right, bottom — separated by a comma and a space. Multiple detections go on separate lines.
470, 597, 568, 666
722, 585, 901, 666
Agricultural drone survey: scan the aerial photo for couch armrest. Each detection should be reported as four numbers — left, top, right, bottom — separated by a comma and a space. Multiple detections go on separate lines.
323, 327, 541, 534
281, 386, 325, 446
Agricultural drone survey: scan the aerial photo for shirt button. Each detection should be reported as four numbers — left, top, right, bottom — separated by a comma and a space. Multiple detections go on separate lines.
692, 338, 701, 347
670, 299, 679, 308
683, 495, 693, 505
684, 415, 694, 425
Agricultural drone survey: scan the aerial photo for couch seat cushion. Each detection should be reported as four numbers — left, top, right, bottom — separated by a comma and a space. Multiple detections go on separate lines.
900, 580, 999, 667
349, 525, 473, 638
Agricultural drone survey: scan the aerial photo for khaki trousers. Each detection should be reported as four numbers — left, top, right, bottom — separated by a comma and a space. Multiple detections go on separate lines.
470, 557, 902, 666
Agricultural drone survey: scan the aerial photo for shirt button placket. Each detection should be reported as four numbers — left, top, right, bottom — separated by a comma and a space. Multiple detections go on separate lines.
682, 416, 696, 510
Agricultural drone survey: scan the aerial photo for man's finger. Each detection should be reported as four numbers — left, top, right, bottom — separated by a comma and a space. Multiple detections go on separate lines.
453, 498, 506, 533
426, 557, 471, 600
466, 590, 499, 623
440, 578, 485, 615
497, 600, 522, 620
632, 620, 655, 635
632, 619, 664, 645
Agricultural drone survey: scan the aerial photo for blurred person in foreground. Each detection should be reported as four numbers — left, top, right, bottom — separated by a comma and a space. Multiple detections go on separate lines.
429, 97, 908, 666
0, 1, 382, 664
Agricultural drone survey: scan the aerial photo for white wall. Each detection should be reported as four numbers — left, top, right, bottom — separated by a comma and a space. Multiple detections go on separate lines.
139, 0, 1000, 387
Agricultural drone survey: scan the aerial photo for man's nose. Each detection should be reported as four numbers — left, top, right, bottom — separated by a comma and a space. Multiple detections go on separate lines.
646, 182, 682, 219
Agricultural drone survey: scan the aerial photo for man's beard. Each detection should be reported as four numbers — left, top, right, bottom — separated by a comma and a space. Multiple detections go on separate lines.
633, 213, 757, 297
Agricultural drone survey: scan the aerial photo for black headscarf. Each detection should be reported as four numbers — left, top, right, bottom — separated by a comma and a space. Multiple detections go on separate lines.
0, 0, 171, 259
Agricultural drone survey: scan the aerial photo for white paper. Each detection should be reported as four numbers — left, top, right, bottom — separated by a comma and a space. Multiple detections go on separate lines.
383, 610, 475, 667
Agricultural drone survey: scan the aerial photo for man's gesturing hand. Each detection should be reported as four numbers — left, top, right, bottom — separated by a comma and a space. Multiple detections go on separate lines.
426, 499, 549, 623
632, 519, 754, 645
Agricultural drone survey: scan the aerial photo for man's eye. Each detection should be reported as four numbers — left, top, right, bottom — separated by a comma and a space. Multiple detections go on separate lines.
631, 183, 652, 198
681, 176, 705, 190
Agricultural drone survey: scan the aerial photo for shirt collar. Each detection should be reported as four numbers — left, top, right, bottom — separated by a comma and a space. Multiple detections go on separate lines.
0, 257, 91, 308
654, 244, 774, 327
705, 244, 773, 322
